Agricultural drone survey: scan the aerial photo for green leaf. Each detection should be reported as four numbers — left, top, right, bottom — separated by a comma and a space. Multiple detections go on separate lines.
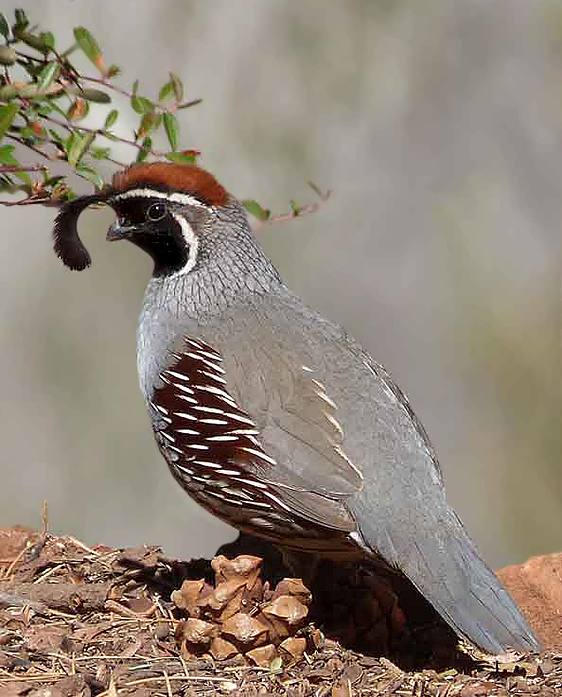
74, 27, 105, 73
136, 136, 152, 162
89, 146, 110, 160
13, 9, 28, 35
0, 174, 16, 191
19, 31, 53, 53
104, 109, 118, 129
67, 131, 95, 167
163, 112, 179, 151
132, 79, 139, 96
36, 103, 53, 117
83, 88, 111, 103
290, 199, 301, 215
0, 144, 16, 165
64, 131, 77, 157
75, 164, 104, 189
36, 62, 60, 93
165, 151, 197, 165
20, 126, 39, 141
41, 32, 55, 50
131, 95, 154, 115
170, 73, 184, 102
14, 9, 28, 26
0, 144, 30, 185
137, 112, 161, 139
0, 46, 16, 66
65, 85, 111, 103
159, 81, 174, 102
107, 64, 121, 78
0, 103, 18, 140
0, 12, 9, 40
43, 174, 65, 187
242, 199, 271, 221
55, 187, 77, 202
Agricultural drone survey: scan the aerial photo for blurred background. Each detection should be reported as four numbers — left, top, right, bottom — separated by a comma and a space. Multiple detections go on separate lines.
1, 0, 561, 570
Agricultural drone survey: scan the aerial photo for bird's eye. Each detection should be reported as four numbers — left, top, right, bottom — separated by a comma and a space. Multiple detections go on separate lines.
146, 202, 167, 222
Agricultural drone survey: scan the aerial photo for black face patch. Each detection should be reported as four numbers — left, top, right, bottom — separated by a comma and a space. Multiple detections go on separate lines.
110, 196, 191, 276
112, 198, 169, 227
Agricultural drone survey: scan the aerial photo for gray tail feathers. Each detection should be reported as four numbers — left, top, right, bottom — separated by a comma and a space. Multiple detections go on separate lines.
357, 506, 540, 654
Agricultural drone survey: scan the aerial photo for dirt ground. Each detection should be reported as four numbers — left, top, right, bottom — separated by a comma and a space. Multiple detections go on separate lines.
0, 525, 560, 697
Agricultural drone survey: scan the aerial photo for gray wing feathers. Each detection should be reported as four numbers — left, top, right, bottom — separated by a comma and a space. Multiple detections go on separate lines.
262, 364, 363, 497
223, 341, 363, 532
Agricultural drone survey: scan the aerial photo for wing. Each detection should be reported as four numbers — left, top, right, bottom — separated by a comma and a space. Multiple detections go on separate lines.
148, 336, 360, 536
228, 347, 364, 495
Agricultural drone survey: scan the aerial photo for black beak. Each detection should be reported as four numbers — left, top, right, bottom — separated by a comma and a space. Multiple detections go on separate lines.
106, 220, 135, 241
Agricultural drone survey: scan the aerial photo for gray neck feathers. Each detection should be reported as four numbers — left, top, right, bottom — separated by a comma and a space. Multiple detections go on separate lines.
137, 205, 284, 398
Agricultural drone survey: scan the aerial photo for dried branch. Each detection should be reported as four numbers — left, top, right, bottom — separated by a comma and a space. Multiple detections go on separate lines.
0, 163, 47, 173
268, 187, 333, 224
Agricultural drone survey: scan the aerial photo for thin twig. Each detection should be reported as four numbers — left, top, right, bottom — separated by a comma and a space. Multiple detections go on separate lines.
1, 540, 32, 579
0, 195, 52, 207
267, 188, 333, 224
163, 670, 173, 697
14, 50, 46, 63
32, 563, 65, 585
0, 674, 65, 683
78, 73, 135, 100
104, 155, 128, 168
41, 501, 49, 535
0, 164, 47, 173
94, 673, 238, 697
5, 134, 56, 163
49, 652, 181, 663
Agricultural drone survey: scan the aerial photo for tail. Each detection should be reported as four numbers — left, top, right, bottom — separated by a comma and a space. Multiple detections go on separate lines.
355, 503, 540, 654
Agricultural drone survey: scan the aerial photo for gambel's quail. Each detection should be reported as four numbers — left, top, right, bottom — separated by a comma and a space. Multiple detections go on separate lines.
52, 162, 539, 654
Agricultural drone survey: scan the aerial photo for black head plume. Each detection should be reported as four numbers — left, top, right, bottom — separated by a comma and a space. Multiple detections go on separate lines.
53, 193, 109, 271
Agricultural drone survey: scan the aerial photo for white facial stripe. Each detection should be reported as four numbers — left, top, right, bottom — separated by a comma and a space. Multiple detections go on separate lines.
111, 188, 210, 209
170, 211, 198, 276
